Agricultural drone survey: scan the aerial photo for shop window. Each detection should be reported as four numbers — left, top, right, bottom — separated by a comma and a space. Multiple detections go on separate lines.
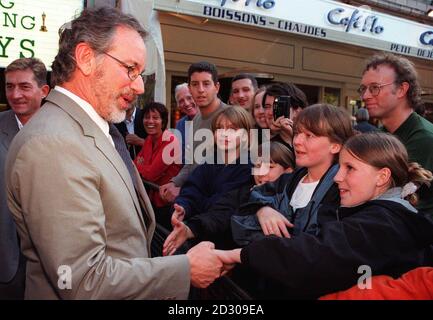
346, 97, 363, 116
324, 87, 341, 106
170, 76, 188, 128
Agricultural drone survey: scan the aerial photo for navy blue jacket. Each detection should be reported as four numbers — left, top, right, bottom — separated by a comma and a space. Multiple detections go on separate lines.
354, 121, 378, 133
175, 157, 254, 220
186, 184, 253, 249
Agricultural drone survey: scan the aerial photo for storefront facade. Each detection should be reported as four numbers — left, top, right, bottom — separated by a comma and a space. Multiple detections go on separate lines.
150, 0, 433, 125
1, 1, 432, 124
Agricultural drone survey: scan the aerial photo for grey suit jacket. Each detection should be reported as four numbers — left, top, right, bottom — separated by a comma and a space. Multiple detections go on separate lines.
5, 90, 190, 299
0, 110, 20, 283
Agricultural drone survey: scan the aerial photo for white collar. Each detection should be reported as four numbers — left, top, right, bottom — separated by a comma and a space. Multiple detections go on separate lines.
14, 115, 23, 130
125, 108, 136, 124
54, 86, 113, 146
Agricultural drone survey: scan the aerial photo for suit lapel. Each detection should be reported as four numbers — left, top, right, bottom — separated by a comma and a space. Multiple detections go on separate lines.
133, 168, 156, 241
0, 110, 19, 150
44, 90, 149, 231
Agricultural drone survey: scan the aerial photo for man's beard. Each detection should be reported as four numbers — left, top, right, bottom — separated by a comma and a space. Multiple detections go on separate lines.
106, 106, 126, 123
107, 93, 138, 123
92, 67, 135, 123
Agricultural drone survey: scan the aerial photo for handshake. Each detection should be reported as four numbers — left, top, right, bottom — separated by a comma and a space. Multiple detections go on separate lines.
185, 241, 242, 288
163, 203, 242, 288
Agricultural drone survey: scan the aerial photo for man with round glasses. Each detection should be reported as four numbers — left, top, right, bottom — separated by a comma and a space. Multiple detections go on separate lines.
103, 52, 148, 83
360, 52, 433, 216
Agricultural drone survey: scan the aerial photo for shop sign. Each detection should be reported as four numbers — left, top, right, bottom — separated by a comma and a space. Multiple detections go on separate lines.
219, 0, 275, 10
0, 0, 83, 69
327, 8, 384, 34
154, 0, 433, 61
420, 31, 433, 46
417, 31, 433, 59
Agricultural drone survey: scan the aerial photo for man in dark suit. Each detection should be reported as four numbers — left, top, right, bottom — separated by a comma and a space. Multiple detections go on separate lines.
114, 104, 147, 160
0, 58, 49, 299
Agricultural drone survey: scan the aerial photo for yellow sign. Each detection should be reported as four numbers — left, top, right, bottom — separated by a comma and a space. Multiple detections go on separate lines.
0, 0, 83, 69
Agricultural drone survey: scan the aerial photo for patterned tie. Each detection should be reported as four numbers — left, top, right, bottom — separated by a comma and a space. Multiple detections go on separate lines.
108, 123, 137, 188
109, 123, 150, 228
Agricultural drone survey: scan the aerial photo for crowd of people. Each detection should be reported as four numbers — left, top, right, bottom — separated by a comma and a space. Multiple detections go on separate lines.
1, 7, 433, 300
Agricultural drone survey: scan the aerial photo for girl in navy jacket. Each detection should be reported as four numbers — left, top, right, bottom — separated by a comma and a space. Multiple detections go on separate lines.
163, 141, 295, 254
168, 106, 255, 232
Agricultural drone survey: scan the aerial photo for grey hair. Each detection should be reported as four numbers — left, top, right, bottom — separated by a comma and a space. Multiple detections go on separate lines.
174, 83, 189, 103
51, 7, 147, 86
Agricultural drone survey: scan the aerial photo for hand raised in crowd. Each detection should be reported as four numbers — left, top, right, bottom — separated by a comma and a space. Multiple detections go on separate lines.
125, 133, 145, 146
171, 203, 185, 224
159, 182, 180, 203
162, 203, 188, 255
186, 241, 223, 288
270, 116, 294, 138
256, 206, 293, 238
163, 219, 194, 256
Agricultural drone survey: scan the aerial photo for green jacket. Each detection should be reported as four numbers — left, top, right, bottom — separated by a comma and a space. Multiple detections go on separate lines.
387, 112, 433, 217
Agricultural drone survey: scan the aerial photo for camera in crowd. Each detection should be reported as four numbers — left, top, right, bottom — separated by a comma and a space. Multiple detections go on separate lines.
273, 95, 292, 121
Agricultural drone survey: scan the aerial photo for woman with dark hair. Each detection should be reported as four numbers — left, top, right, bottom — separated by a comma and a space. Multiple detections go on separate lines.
134, 102, 181, 225
263, 82, 308, 149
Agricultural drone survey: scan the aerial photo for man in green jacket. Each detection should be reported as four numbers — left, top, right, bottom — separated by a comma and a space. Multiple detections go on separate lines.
359, 52, 433, 216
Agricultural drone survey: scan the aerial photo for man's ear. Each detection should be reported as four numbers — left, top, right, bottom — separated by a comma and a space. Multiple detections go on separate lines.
330, 143, 342, 155
215, 81, 220, 94
40, 85, 50, 98
396, 82, 410, 99
74, 42, 96, 76
377, 167, 392, 188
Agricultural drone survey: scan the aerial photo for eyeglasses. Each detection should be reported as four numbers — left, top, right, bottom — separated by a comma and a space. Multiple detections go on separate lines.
103, 52, 147, 83
357, 82, 394, 97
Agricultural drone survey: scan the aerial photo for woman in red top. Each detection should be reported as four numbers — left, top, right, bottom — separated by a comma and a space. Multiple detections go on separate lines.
134, 102, 181, 225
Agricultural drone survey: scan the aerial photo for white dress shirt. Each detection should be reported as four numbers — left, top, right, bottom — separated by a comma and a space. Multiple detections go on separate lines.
14, 115, 23, 130
54, 86, 114, 147
125, 108, 136, 134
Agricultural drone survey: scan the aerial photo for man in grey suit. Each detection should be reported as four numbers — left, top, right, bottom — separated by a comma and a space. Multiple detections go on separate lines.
0, 58, 49, 299
5, 7, 222, 299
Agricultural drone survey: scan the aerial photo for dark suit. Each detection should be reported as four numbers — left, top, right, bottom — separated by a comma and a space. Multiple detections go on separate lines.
0, 110, 25, 299
114, 108, 147, 160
